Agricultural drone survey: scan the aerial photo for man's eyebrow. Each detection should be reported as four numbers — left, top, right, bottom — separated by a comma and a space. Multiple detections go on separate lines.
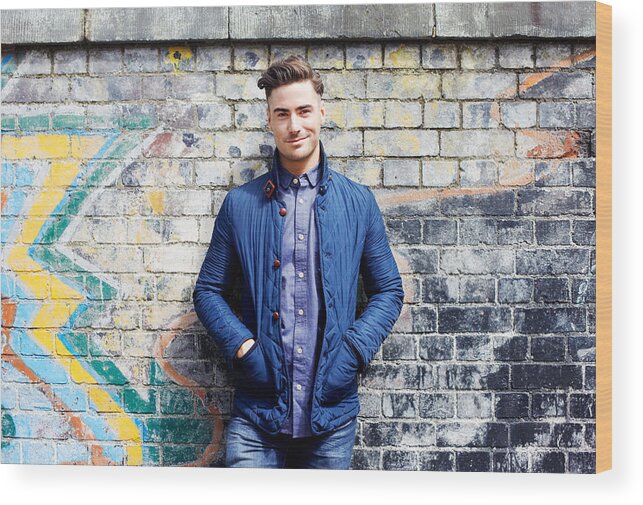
272, 104, 314, 113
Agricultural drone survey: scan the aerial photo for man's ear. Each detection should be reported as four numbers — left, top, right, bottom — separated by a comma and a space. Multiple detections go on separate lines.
320, 99, 326, 122
266, 106, 271, 128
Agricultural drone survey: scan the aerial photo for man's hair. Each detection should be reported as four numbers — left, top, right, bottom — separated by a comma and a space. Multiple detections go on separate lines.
257, 55, 324, 100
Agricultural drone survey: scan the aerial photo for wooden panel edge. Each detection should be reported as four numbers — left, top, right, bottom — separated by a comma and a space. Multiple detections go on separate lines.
596, 0, 612, 474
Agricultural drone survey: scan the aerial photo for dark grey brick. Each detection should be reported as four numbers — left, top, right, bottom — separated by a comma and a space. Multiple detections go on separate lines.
455, 335, 492, 360
351, 448, 380, 470
362, 363, 432, 390
498, 278, 532, 303
422, 276, 458, 303
531, 337, 566, 362
571, 159, 596, 187
459, 218, 497, 245
493, 336, 529, 361
551, 423, 584, 448
497, 219, 533, 244
515, 307, 585, 333
423, 219, 457, 245
516, 249, 590, 275
456, 451, 490, 472
568, 452, 595, 473
363, 422, 402, 446
382, 335, 416, 360
434, 364, 510, 390
383, 393, 417, 418
512, 364, 583, 390
535, 160, 571, 187
570, 393, 595, 419
535, 220, 571, 245
419, 335, 453, 360
572, 220, 595, 245
439, 306, 512, 333
437, 422, 508, 448
419, 451, 455, 471
531, 451, 565, 473
383, 450, 417, 470
534, 278, 569, 302
492, 451, 529, 472
532, 393, 567, 418
440, 191, 515, 216
510, 422, 551, 446
567, 336, 595, 362
419, 393, 455, 419
387, 218, 422, 244
459, 278, 495, 303
495, 393, 529, 419
517, 189, 593, 216
410, 305, 437, 332
403, 247, 439, 273
571, 278, 595, 304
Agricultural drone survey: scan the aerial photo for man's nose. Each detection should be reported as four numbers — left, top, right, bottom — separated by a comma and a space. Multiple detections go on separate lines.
288, 114, 301, 132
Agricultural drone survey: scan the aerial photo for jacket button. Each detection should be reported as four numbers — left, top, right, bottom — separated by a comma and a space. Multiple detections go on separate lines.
273, 311, 279, 320
279, 208, 287, 216
273, 259, 281, 268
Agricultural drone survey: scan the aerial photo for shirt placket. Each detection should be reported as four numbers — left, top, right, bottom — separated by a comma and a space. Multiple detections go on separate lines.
292, 175, 308, 433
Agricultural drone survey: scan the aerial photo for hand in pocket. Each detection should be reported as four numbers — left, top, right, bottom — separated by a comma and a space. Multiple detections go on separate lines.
321, 337, 360, 405
236, 341, 274, 398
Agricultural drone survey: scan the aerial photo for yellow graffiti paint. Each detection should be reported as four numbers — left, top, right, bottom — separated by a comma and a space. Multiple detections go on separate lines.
147, 191, 165, 214
5, 133, 144, 466
1, 135, 69, 159
164, 46, 193, 73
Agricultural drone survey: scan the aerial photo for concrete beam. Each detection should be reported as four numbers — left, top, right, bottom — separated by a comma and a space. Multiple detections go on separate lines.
435, 1, 596, 38
1, 2, 596, 45
88, 7, 228, 42
1, 9, 84, 44
229, 4, 434, 40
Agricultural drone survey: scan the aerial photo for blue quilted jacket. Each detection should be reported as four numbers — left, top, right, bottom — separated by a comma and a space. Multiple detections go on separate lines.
193, 141, 404, 435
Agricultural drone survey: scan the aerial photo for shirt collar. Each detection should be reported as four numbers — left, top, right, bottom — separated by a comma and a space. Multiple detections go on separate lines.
277, 156, 321, 189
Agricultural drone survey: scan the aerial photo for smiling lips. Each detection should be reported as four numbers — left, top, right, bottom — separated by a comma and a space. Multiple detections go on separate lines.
287, 137, 307, 144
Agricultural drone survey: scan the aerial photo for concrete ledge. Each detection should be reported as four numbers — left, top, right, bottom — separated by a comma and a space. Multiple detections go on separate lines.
229, 4, 433, 40
89, 7, 228, 42
435, 1, 596, 38
1, 8, 84, 44
1, 2, 596, 45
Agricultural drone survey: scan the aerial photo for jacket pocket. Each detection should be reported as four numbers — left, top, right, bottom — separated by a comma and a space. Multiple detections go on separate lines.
320, 336, 360, 405
235, 341, 275, 399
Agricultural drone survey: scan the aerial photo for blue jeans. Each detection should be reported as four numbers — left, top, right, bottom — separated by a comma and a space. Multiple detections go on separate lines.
225, 415, 357, 469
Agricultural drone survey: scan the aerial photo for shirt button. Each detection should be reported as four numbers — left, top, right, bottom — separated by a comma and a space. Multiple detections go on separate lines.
298, 233, 304, 240
293, 178, 299, 184
297, 346, 303, 354
298, 198, 304, 204
298, 308, 304, 315
298, 271, 304, 278
279, 208, 287, 216
296, 384, 302, 391
272, 311, 279, 320
273, 259, 281, 268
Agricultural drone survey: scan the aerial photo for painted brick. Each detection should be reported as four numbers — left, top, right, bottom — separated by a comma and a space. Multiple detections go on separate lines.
384, 43, 421, 68
422, 43, 458, 69
424, 100, 460, 128
233, 46, 270, 71
346, 44, 382, 69
365, 130, 438, 157
461, 43, 496, 70
499, 43, 534, 69
366, 72, 440, 99
443, 72, 516, 99
307, 45, 344, 69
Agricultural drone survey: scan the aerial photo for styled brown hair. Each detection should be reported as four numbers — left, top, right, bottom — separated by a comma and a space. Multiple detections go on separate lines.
257, 55, 324, 100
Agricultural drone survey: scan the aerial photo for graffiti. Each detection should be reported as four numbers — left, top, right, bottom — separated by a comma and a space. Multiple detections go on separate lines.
1, 44, 595, 467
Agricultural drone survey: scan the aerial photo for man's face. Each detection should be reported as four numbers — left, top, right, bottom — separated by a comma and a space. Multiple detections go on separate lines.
266, 80, 325, 168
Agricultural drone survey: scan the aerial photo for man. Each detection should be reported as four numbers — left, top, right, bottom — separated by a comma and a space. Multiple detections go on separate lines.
193, 55, 404, 469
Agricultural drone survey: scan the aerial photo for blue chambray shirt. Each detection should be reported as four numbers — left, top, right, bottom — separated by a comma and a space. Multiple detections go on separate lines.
276, 157, 323, 438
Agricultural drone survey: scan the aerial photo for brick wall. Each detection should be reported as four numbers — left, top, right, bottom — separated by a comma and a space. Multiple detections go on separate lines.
1, 6, 596, 473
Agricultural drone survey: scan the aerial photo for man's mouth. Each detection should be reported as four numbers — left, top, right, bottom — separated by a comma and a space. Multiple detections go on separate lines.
287, 137, 307, 144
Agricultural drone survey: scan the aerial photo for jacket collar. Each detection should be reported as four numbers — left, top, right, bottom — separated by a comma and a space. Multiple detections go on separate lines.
263, 140, 332, 199
277, 156, 320, 189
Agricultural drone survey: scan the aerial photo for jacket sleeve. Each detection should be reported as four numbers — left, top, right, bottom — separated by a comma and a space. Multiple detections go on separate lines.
343, 187, 405, 371
192, 191, 254, 368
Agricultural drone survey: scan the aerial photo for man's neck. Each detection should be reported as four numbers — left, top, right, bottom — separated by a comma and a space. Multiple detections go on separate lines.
278, 144, 321, 177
